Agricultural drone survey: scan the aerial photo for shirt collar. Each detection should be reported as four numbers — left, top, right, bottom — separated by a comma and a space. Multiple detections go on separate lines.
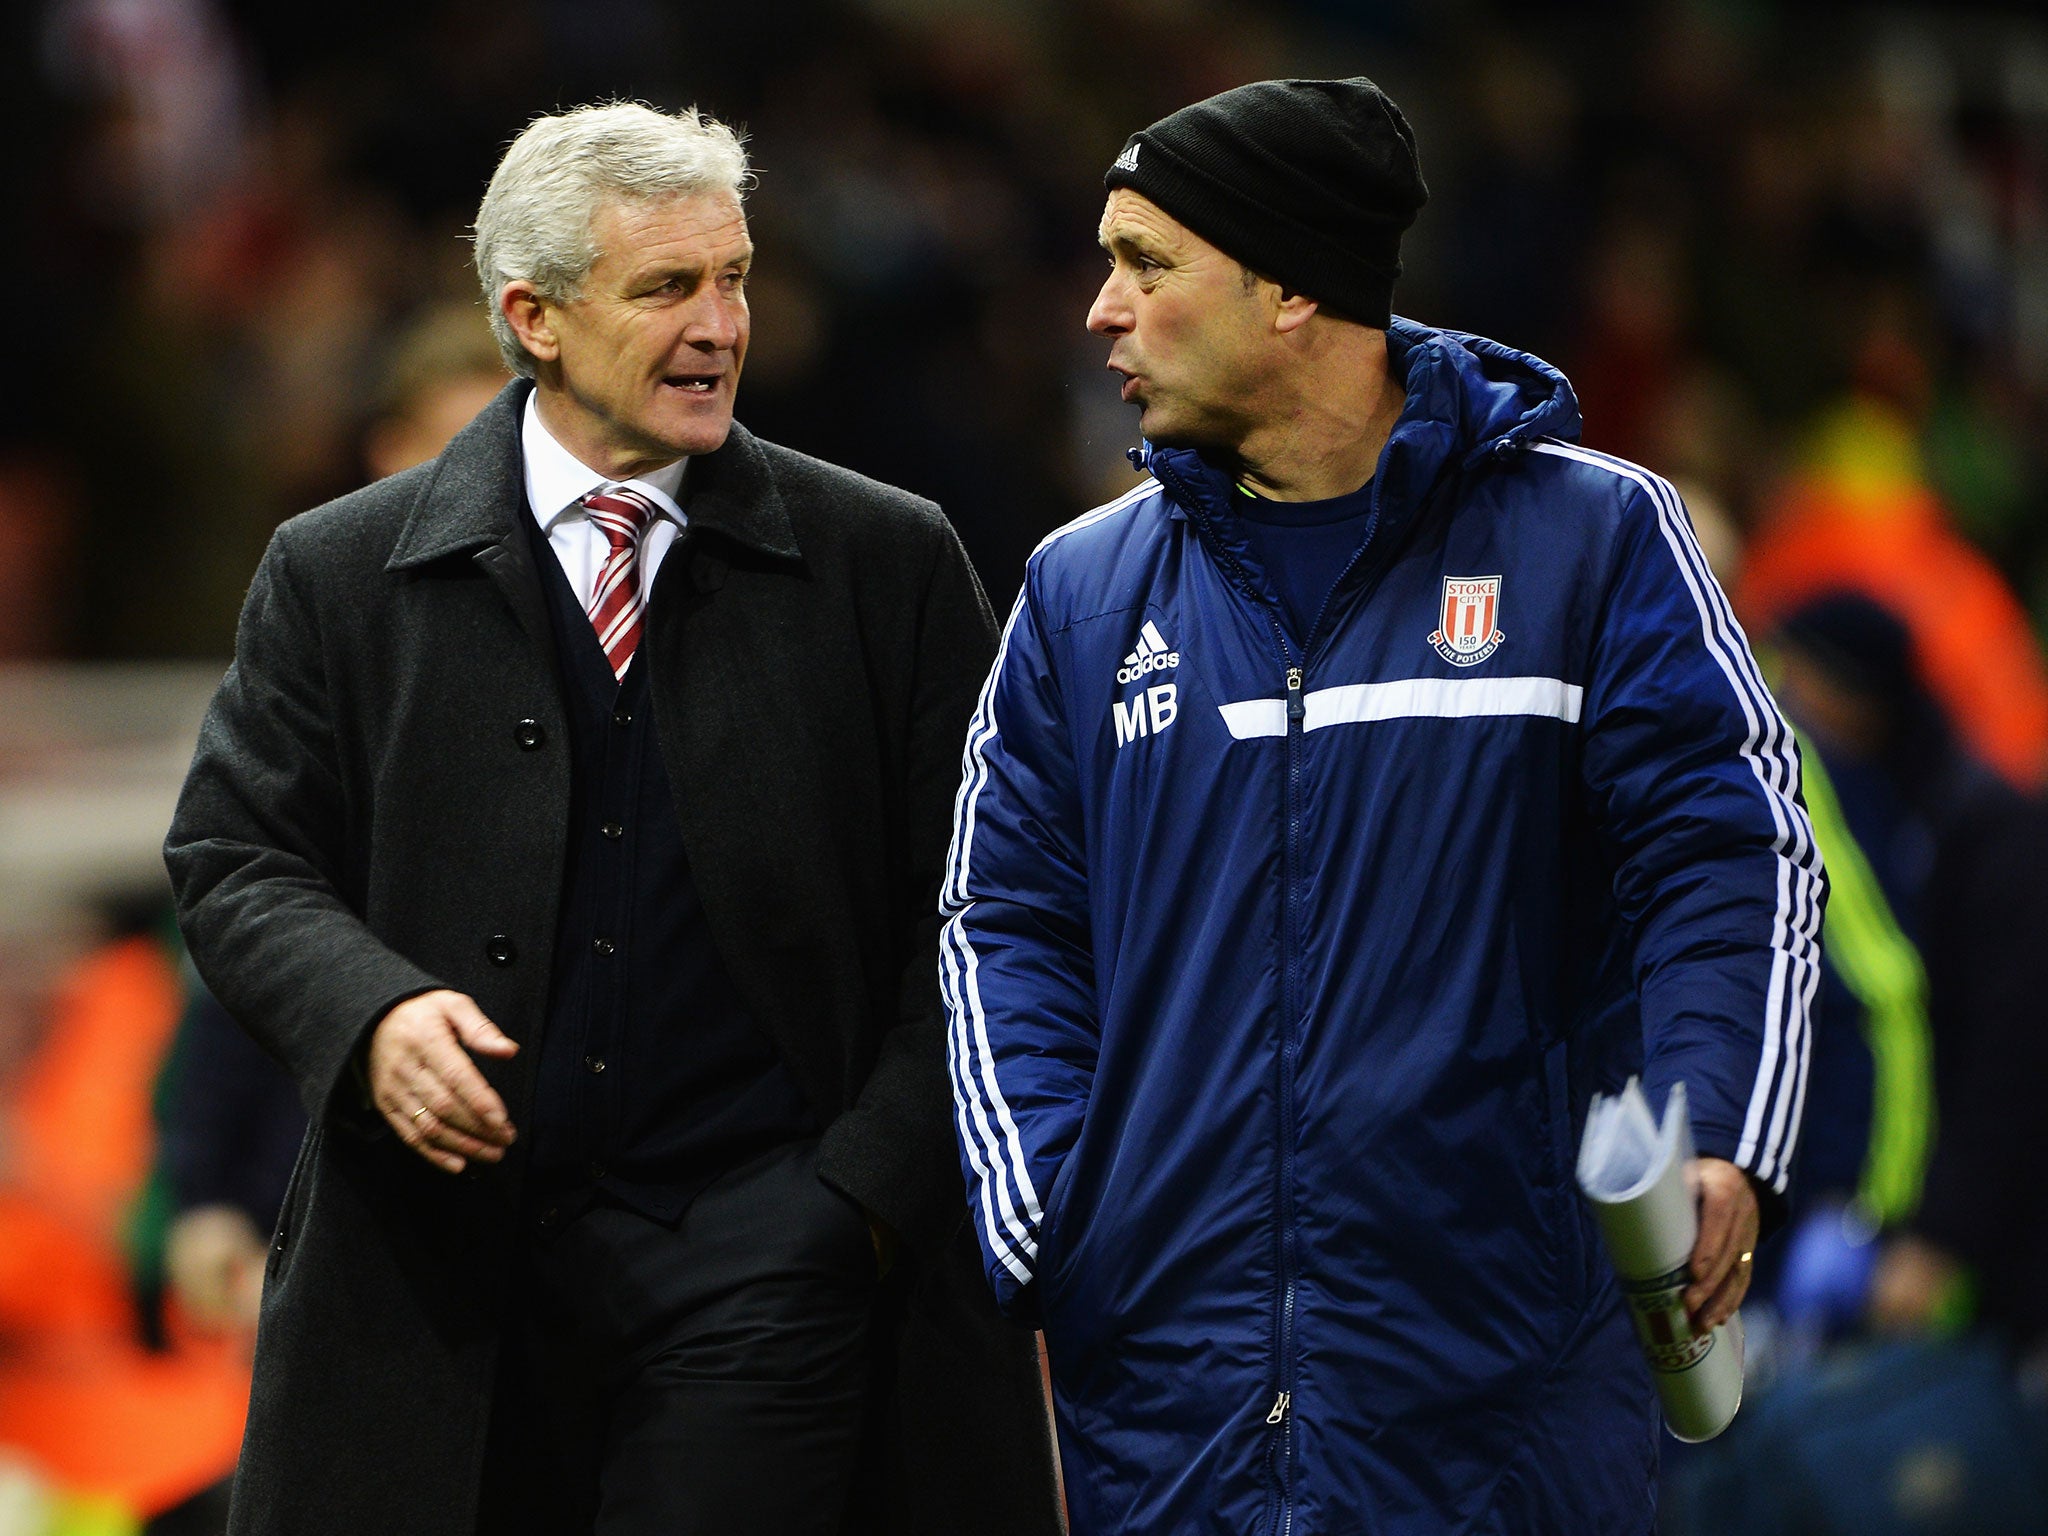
521, 390, 689, 532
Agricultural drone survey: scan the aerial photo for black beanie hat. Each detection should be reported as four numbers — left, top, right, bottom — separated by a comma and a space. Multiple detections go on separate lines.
1103, 77, 1427, 328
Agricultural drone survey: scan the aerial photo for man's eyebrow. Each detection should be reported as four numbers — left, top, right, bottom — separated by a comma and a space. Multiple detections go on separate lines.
629, 246, 752, 289
1099, 227, 1157, 257
665, 246, 755, 274
633, 257, 703, 285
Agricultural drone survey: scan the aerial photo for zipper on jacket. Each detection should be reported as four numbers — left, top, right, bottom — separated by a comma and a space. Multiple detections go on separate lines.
1270, 658, 1306, 1536
1151, 452, 1315, 1530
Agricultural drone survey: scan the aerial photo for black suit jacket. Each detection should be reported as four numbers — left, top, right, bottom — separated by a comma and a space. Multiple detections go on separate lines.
165, 380, 1059, 1535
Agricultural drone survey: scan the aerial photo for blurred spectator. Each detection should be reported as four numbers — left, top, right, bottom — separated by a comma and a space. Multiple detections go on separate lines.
1768, 591, 2048, 1358
41, 0, 253, 226
0, 922, 249, 1527
1430, 33, 1587, 362
360, 303, 510, 480
154, 982, 302, 1344
1571, 211, 1693, 468
1740, 397, 2048, 790
0, 455, 77, 660
1666, 591, 2048, 1535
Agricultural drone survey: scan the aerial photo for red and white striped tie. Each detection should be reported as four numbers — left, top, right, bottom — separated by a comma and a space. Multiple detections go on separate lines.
582, 486, 655, 679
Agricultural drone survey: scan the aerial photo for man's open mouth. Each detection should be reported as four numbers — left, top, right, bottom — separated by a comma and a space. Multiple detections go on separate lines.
665, 375, 721, 392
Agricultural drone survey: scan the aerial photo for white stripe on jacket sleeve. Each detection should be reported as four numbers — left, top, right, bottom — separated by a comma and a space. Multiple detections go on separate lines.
943, 912, 1036, 1283
1532, 441, 1824, 1191
940, 481, 1153, 1284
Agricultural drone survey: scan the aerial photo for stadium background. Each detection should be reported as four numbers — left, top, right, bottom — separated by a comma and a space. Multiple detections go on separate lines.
1, 0, 2045, 1531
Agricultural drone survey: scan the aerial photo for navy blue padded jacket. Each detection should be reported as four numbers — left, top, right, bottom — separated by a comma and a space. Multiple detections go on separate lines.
942, 320, 1824, 1534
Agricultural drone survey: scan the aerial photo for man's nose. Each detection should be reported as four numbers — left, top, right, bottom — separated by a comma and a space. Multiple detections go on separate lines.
1087, 274, 1130, 337
685, 293, 742, 349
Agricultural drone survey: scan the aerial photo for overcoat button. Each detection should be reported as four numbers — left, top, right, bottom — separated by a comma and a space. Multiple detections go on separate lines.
592, 937, 616, 957
611, 707, 633, 728
486, 934, 517, 966
514, 719, 545, 750
601, 821, 623, 840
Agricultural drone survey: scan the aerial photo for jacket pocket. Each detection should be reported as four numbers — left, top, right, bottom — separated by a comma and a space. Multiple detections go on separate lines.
265, 1124, 322, 1280
1539, 1040, 1591, 1311
1034, 1145, 1080, 1270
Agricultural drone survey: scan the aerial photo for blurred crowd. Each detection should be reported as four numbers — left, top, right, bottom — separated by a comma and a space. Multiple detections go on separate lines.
4, 0, 2048, 1530
5, 0, 2047, 657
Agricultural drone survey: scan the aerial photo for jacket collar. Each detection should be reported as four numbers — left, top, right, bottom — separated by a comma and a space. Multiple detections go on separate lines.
386, 380, 529, 571
1140, 317, 1583, 543
387, 378, 802, 571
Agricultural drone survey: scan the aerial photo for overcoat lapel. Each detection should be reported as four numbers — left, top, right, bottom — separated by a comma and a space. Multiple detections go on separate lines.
385, 382, 554, 655
473, 536, 553, 656
672, 419, 802, 562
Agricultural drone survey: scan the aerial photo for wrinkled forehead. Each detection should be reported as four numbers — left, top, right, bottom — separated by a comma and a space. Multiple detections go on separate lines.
1097, 187, 1213, 260
1099, 187, 1159, 239
592, 188, 752, 266
594, 185, 747, 235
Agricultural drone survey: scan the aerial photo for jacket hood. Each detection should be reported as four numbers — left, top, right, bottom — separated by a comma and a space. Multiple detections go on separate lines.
1141, 319, 1582, 551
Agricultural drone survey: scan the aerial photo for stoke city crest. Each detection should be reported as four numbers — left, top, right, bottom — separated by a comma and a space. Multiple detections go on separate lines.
1429, 575, 1504, 666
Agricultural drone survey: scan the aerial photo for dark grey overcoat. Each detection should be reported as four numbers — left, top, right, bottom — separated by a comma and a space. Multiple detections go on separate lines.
164, 381, 1061, 1535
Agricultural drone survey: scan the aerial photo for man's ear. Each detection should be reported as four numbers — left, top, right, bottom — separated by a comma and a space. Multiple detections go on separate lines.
499, 281, 558, 364
1273, 288, 1320, 335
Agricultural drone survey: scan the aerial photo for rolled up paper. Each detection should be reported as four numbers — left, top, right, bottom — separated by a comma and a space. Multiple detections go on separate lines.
1576, 1078, 1745, 1442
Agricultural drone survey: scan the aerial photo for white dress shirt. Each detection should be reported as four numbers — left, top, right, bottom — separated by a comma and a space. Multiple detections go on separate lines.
521, 390, 688, 610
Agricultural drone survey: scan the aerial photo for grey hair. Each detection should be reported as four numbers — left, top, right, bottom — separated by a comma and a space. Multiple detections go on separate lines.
473, 102, 751, 377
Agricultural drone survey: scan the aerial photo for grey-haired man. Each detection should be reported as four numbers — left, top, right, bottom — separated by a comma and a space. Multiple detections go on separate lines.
168, 102, 1058, 1536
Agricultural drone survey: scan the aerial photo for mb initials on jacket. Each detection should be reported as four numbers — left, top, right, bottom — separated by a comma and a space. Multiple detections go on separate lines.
1114, 619, 1181, 746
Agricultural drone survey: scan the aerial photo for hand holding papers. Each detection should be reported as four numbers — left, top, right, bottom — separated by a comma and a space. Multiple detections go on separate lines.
1577, 1078, 1745, 1442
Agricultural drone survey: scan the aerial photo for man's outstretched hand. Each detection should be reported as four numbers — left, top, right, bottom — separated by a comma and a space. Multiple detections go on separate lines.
1684, 1156, 1760, 1332
368, 990, 519, 1173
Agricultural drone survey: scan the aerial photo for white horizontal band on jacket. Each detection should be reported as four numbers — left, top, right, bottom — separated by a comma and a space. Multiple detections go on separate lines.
1218, 675, 1586, 740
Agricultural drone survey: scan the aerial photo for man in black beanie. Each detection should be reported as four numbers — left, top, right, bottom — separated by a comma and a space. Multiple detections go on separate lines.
944, 77, 1822, 1534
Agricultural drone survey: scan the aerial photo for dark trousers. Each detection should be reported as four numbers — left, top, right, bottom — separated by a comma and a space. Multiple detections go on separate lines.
476, 1139, 875, 1534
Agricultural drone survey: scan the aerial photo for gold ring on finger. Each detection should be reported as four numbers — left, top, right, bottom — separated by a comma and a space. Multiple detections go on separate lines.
412, 1105, 430, 1122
